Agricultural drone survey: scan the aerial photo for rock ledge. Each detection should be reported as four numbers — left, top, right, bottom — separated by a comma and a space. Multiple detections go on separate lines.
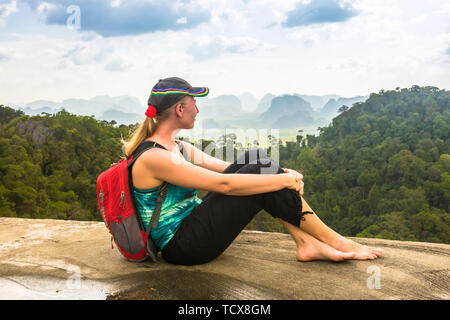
0, 217, 449, 300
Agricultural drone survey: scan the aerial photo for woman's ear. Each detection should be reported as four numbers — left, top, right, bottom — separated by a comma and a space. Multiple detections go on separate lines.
175, 103, 183, 117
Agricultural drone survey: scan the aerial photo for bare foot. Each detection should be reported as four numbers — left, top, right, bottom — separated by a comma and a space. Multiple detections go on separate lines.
334, 237, 383, 260
296, 230, 356, 262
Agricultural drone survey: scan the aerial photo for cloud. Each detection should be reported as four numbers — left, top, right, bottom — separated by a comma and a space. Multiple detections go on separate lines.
0, 52, 9, 61
63, 44, 111, 65
21, 0, 210, 37
0, 0, 17, 24
105, 57, 131, 72
283, 0, 358, 28
303, 39, 314, 47
187, 36, 265, 61
176, 17, 187, 25
264, 21, 278, 29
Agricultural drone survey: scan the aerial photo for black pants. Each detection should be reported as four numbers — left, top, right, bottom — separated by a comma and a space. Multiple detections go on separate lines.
161, 149, 313, 265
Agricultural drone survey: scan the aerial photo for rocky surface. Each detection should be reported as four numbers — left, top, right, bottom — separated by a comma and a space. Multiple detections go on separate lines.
0, 217, 449, 300
16, 120, 53, 147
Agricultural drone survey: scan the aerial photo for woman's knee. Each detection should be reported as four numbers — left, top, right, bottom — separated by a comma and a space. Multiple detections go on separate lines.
236, 159, 282, 175
229, 148, 282, 175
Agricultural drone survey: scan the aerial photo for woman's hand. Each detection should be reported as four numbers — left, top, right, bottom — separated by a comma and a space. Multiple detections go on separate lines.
283, 168, 304, 196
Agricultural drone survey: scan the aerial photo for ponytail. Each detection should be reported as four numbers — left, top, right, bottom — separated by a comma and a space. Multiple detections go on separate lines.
121, 117, 157, 157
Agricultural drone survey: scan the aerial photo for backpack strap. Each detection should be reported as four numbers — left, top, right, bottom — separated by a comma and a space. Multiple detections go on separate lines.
127, 140, 188, 261
127, 140, 167, 230
148, 182, 168, 231
128, 140, 167, 168
147, 141, 186, 231
129, 139, 186, 164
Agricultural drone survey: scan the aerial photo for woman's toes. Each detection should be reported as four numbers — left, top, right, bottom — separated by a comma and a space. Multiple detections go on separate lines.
369, 248, 383, 256
342, 252, 357, 260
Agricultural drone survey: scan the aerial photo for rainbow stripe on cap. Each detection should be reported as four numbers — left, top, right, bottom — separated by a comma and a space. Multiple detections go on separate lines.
151, 87, 209, 97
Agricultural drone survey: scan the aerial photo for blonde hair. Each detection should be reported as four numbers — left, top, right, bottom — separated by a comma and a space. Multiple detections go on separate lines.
121, 96, 189, 157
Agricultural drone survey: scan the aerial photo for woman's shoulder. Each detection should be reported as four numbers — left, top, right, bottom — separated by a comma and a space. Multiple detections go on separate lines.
136, 140, 187, 168
131, 147, 167, 190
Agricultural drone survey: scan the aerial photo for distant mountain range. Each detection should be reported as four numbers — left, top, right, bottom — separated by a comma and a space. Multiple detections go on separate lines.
17, 96, 145, 124
14, 92, 368, 130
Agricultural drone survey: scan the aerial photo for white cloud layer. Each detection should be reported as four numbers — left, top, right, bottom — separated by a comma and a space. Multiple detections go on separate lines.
0, 0, 449, 104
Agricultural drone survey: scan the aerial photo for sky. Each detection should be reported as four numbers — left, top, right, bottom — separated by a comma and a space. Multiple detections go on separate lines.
0, 0, 449, 106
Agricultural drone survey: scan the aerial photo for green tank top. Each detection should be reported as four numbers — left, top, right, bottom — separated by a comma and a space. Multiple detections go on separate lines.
133, 184, 202, 250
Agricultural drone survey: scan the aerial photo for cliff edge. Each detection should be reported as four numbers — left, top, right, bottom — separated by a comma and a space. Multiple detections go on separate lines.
0, 217, 448, 300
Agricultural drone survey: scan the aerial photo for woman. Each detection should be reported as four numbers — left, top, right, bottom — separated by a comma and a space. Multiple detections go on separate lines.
122, 77, 383, 266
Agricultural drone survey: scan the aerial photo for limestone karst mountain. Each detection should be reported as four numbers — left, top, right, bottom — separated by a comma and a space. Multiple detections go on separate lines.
16, 92, 368, 127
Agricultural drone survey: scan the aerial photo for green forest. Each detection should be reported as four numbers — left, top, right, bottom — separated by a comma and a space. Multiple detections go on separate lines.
0, 85, 449, 243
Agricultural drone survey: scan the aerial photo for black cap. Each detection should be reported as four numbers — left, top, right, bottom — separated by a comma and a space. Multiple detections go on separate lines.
147, 77, 209, 114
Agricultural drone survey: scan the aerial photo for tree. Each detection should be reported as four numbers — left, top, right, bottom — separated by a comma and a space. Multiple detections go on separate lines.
0, 105, 25, 125
0, 86, 449, 243
338, 105, 349, 113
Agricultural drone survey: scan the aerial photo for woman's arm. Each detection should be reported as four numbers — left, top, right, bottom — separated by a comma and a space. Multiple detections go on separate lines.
177, 140, 231, 173
140, 148, 301, 196
176, 140, 305, 196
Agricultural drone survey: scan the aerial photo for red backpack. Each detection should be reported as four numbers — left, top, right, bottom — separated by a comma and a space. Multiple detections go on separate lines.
96, 140, 178, 262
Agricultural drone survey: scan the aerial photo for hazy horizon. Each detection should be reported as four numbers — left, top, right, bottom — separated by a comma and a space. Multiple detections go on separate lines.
10, 90, 368, 109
